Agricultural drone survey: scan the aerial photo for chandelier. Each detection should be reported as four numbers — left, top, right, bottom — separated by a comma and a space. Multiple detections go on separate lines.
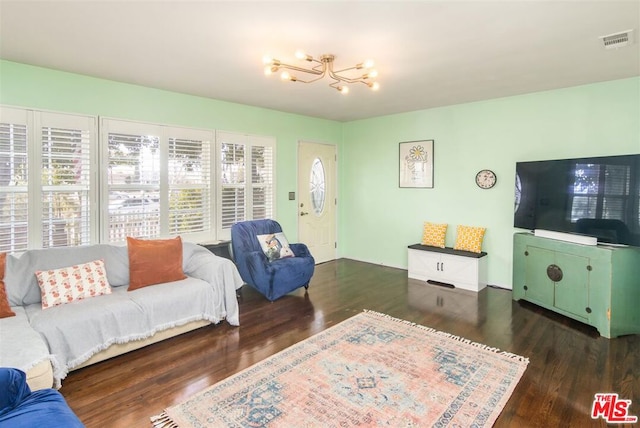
263, 51, 380, 94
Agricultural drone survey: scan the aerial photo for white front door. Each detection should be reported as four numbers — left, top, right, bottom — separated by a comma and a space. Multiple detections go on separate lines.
297, 141, 337, 264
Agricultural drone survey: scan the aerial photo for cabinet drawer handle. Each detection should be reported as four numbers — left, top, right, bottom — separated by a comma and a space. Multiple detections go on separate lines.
547, 264, 563, 282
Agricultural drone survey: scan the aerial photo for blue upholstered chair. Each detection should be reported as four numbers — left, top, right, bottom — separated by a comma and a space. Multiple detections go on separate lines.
0, 368, 84, 427
231, 219, 315, 301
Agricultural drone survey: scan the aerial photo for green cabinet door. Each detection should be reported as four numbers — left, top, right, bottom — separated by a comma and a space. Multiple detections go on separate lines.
524, 245, 590, 321
524, 247, 554, 305
552, 252, 589, 320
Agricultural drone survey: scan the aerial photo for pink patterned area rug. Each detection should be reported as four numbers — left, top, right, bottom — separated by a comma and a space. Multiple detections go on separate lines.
151, 310, 528, 427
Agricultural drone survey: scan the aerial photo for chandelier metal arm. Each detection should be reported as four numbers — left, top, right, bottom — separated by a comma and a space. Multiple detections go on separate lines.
328, 69, 368, 85
289, 73, 328, 84
277, 63, 324, 76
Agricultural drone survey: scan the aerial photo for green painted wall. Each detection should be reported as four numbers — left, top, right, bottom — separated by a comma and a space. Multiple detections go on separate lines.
0, 60, 342, 238
341, 77, 640, 287
2, 60, 639, 288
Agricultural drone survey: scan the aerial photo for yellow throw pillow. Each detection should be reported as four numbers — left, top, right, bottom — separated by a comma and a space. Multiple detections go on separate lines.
454, 225, 486, 253
421, 222, 448, 248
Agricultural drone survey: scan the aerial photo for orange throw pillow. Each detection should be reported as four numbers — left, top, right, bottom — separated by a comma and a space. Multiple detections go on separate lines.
127, 236, 186, 291
0, 252, 16, 318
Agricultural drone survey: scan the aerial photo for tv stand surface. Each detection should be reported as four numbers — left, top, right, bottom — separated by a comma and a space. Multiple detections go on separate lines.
513, 233, 640, 338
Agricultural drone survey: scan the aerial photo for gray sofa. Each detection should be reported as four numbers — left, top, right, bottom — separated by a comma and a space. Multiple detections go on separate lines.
0, 241, 243, 390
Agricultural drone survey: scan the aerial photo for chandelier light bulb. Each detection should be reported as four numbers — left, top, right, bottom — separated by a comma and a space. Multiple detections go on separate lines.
280, 71, 291, 80
368, 70, 379, 78
339, 86, 349, 94
295, 50, 306, 60
262, 55, 273, 64
264, 65, 274, 75
371, 82, 380, 91
363, 59, 375, 69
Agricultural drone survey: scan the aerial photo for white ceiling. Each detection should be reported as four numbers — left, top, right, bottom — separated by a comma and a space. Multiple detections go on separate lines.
1, 1, 639, 122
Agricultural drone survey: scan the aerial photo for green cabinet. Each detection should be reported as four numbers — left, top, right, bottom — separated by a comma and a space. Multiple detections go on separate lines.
513, 233, 640, 338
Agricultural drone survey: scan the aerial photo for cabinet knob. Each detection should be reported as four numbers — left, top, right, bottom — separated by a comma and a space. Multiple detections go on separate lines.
523, 285, 528, 291
586, 307, 592, 314
586, 265, 592, 271
524, 251, 529, 256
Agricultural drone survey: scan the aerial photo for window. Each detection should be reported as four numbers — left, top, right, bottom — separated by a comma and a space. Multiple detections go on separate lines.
217, 132, 275, 239
0, 109, 29, 252
310, 158, 326, 215
41, 119, 93, 248
168, 136, 211, 236
1, 109, 275, 251
102, 119, 215, 244
0, 107, 97, 253
105, 128, 161, 242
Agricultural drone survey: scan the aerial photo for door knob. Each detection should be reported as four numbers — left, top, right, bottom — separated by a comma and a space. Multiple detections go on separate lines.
300, 211, 309, 216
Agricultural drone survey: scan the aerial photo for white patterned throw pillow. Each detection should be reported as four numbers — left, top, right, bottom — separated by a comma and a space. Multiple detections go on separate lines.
256, 232, 296, 262
35, 259, 112, 309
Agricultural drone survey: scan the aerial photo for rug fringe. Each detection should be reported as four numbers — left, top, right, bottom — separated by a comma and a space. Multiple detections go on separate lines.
150, 412, 178, 428
362, 309, 530, 364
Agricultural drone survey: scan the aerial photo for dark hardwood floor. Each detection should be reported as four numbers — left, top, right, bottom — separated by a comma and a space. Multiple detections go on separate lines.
59, 259, 640, 427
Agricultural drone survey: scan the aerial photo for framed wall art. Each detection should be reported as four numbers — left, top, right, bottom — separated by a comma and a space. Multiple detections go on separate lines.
399, 140, 434, 188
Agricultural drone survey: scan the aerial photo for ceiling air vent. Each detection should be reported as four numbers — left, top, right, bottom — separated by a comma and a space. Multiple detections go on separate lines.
600, 30, 634, 49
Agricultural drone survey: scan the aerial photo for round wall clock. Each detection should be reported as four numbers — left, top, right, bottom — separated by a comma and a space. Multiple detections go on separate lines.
475, 169, 497, 189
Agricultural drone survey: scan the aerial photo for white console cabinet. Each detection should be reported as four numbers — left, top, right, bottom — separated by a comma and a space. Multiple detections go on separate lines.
407, 244, 488, 292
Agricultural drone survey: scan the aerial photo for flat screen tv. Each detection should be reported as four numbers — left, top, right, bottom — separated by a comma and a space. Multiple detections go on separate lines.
514, 154, 640, 247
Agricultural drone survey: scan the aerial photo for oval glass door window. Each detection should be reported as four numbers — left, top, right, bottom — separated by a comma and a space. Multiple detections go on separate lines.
310, 158, 326, 215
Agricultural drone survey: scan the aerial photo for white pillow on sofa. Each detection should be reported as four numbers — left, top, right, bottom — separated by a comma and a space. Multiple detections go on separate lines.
35, 259, 111, 309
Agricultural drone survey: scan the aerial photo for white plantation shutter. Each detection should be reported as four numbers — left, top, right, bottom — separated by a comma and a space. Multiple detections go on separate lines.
168, 134, 212, 238
40, 112, 95, 248
220, 138, 246, 229
0, 107, 97, 252
0, 108, 29, 252
2, 110, 273, 248
217, 132, 275, 239
102, 119, 215, 243
251, 140, 274, 220
103, 120, 162, 242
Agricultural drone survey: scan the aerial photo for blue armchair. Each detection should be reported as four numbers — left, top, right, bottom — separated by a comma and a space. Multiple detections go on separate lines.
0, 368, 84, 427
231, 219, 315, 301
